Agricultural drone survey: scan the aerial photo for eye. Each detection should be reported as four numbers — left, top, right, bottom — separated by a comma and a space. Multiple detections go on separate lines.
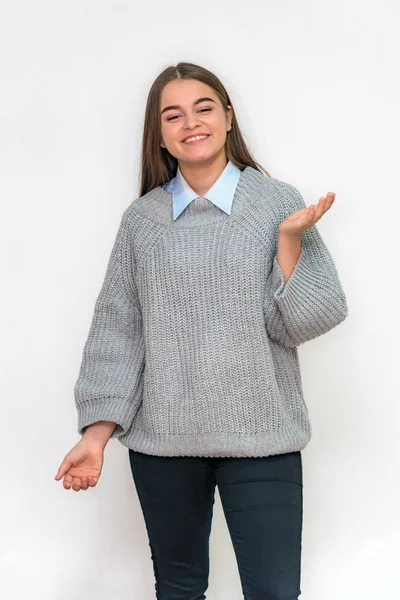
166, 108, 213, 122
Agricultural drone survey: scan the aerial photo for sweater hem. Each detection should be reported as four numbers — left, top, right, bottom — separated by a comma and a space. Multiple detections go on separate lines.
115, 421, 312, 458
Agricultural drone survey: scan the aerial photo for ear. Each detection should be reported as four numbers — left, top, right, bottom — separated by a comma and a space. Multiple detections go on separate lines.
226, 105, 233, 132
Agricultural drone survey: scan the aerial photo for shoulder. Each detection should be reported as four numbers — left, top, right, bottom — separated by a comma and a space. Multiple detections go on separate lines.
245, 168, 306, 217
120, 185, 170, 227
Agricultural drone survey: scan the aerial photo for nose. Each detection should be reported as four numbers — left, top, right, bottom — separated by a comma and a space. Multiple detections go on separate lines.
183, 112, 202, 129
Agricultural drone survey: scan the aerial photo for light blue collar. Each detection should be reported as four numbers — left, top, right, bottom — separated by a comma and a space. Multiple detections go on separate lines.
163, 160, 242, 220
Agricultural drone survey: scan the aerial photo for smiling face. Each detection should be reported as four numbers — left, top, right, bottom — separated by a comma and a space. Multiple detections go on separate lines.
159, 78, 233, 167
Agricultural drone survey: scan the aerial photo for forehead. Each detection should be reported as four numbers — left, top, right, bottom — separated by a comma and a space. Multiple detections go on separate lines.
160, 79, 219, 107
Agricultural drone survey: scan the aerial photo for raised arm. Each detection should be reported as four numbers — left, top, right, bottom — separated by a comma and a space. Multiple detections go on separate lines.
264, 184, 348, 347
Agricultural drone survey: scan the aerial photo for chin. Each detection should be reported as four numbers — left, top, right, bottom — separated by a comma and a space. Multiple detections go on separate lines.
182, 148, 223, 162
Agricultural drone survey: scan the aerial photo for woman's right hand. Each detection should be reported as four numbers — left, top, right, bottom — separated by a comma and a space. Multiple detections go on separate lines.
54, 438, 105, 491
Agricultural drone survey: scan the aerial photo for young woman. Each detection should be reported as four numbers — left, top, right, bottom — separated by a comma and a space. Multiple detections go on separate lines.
55, 61, 348, 600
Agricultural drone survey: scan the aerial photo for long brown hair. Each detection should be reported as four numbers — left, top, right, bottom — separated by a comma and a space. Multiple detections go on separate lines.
138, 61, 270, 197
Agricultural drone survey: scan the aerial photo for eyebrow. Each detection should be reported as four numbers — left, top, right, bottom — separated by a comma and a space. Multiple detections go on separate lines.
160, 97, 217, 116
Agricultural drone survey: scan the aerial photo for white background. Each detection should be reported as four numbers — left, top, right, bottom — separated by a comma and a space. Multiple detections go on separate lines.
1, 1, 399, 598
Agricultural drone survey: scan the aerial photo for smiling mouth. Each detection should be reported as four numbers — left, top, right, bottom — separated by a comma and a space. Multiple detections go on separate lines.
182, 134, 210, 144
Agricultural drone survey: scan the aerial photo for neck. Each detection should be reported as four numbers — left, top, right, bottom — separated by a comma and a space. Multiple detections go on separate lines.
177, 151, 228, 197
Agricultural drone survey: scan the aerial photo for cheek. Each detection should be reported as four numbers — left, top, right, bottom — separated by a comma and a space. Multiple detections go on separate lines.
166, 125, 185, 145
161, 127, 176, 147
210, 115, 228, 135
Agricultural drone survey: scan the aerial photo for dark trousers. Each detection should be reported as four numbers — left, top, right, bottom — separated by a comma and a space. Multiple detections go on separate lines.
128, 449, 303, 600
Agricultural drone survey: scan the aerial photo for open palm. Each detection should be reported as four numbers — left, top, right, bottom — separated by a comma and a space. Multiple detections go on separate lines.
54, 438, 104, 492
279, 192, 335, 237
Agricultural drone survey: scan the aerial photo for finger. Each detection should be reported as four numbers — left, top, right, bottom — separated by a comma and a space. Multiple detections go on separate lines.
308, 204, 317, 224
63, 473, 73, 490
320, 192, 334, 211
72, 477, 82, 492
311, 192, 335, 226
80, 477, 89, 491
299, 205, 315, 226
88, 476, 99, 487
55, 457, 72, 480
306, 204, 316, 219
324, 192, 335, 211
315, 192, 335, 222
313, 197, 326, 222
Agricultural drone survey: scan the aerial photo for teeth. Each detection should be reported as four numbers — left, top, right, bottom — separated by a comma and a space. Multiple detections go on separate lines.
184, 135, 208, 143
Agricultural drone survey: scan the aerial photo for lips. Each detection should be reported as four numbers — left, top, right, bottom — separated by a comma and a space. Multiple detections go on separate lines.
182, 134, 210, 143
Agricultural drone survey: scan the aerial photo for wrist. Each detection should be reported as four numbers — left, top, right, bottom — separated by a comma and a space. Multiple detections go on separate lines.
278, 227, 302, 242
82, 421, 116, 447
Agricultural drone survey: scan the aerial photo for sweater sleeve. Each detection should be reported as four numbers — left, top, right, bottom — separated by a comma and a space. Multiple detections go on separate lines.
264, 183, 348, 347
74, 211, 145, 438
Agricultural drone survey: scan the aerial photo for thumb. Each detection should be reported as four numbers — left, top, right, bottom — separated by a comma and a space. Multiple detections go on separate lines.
54, 456, 73, 480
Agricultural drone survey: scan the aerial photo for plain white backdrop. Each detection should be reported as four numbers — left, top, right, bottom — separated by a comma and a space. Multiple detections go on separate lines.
1, 0, 399, 598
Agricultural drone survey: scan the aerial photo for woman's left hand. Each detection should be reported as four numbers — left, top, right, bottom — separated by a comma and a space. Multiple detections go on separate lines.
278, 192, 336, 237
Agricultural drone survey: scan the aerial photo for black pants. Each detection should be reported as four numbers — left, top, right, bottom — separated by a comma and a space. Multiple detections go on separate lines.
128, 449, 303, 600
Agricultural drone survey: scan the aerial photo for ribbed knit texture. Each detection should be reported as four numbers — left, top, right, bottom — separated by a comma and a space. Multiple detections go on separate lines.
74, 166, 348, 457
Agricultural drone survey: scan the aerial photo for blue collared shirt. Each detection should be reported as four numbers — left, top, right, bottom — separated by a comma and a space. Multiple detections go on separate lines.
162, 160, 242, 220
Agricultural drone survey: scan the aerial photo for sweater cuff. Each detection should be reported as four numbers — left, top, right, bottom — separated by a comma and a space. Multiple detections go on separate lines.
77, 397, 138, 438
271, 248, 321, 307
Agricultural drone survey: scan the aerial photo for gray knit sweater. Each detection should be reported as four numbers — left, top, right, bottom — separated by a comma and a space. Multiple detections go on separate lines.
74, 166, 348, 457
